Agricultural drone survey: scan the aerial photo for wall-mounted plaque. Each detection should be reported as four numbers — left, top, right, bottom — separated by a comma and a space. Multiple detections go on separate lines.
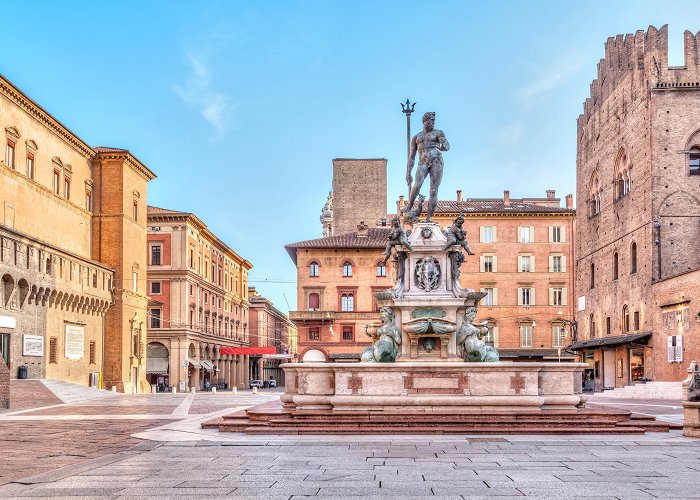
65, 325, 84, 360
23, 334, 43, 357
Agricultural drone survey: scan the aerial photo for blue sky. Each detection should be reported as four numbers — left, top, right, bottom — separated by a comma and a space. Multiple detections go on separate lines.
3, 1, 699, 311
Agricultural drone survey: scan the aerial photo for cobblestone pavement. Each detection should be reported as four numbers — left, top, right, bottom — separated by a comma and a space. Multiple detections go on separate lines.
1, 433, 699, 499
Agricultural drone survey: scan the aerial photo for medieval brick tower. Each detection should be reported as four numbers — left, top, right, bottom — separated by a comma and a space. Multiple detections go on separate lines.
575, 26, 700, 387
330, 158, 388, 235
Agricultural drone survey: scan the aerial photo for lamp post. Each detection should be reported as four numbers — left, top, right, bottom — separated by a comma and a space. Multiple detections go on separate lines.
556, 311, 578, 362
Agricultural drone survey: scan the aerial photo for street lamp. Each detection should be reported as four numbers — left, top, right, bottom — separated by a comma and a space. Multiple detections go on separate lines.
555, 311, 578, 362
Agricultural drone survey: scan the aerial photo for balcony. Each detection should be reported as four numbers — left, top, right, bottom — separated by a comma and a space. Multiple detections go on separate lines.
289, 311, 335, 322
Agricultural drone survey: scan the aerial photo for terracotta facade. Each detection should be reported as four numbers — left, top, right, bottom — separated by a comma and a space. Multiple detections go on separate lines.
146, 206, 252, 391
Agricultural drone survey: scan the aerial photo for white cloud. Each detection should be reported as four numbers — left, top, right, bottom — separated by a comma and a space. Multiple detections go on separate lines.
519, 56, 582, 110
172, 51, 230, 137
495, 123, 523, 145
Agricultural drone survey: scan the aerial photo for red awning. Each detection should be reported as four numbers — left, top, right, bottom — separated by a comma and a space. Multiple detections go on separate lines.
220, 346, 277, 355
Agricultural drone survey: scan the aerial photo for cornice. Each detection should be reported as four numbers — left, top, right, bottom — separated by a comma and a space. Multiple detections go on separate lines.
0, 75, 94, 159
95, 150, 156, 182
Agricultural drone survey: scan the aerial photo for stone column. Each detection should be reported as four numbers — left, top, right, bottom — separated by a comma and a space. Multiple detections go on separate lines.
244, 355, 250, 388
237, 355, 245, 389
257, 357, 264, 381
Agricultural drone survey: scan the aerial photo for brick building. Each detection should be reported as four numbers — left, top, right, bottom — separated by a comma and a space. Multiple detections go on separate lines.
146, 206, 252, 391
0, 73, 155, 393
573, 26, 700, 389
287, 158, 576, 361
248, 287, 295, 385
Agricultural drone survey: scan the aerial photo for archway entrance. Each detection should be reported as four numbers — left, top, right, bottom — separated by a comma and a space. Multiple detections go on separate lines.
146, 342, 169, 391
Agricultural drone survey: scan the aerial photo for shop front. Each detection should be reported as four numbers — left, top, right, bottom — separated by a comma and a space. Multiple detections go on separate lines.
570, 332, 651, 391
146, 342, 169, 391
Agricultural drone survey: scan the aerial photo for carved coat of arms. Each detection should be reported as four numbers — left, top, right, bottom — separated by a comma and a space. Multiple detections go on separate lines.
414, 256, 441, 292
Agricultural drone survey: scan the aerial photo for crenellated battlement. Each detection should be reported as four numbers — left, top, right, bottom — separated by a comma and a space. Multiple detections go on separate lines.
579, 26, 700, 126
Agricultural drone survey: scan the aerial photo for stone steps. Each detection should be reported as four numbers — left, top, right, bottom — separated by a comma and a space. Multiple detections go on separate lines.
597, 381, 683, 400
204, 400, 674, 435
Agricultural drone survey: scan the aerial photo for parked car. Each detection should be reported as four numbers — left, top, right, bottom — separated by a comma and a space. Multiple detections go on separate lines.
268, 379, 277, 388
249, 380, 264, 389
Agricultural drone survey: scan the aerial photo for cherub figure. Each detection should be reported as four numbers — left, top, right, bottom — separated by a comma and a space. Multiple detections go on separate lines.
443, 214, 475, 255
361, 307, 402, 362
456, 306, 499, 362
382, 217, 412, 264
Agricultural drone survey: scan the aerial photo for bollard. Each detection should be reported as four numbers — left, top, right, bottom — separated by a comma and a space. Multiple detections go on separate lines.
111, 386, 117, 392
151, 386, 157, 394
232, 386, 237, 394
191, 387, 196, 394
252, 386, 258, 394
212, 387, 217, 394
172, 387, 177, 395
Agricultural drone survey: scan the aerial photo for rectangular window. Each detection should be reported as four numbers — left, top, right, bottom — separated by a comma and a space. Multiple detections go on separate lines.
519, 226, 531, 243
551, 255, 562, 273
63, 177, 71, 200
189, 248, 194, 268
342, 326, 354, 341
552, 326, 565, 347
520, 325, 533, 347
89, 341, 96, 364
309, 328, 320, 341
552, 288, 563, 306
190, 284, 193, 296
204, 293, 208, 304
519, 256, 532, 272
0, 333, 9, 365
484, 326, 495, 346
151, 245, 162, 265
6, 140, 15, 168
132, 272, 138, 292
550, 226, 562, 243
149, 309, 161, 328
53, 170, 60, 195
482, 226, 494, 243
521, 287, 532, 306
150, 281, 161, 295
133, 201, 138, 221
606, 316, 611, 335
26, 153, 34, 179
483, 256, 494, 273
85, 191, 92, 211
634, 311, 640, 331
483, 287, 494, 306
49, 337, 58, 364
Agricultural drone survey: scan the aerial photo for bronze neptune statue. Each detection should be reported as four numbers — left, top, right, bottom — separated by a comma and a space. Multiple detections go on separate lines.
403, 111, 450, 222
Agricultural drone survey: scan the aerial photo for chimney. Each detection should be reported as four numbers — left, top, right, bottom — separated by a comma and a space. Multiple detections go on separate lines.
456, 190, 462, 202
398, 195, 405, 211
565, 194, 574, 209
546, 189, 556, 199
503, 190, 511, 206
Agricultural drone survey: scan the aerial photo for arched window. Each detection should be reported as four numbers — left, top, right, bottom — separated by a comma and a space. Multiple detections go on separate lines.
341, 293, 354, 312
308, 293, 320, 311
612, 252, 619, 281
590, 262, 595, 289
622, 305, 630, 333
630, 242, 637, 274
689, 147, 700, 176
614, 150, 632, 199
589, 170, 602, 216
376, 262, 386, 277
589, 313, 595, 339
342, 261, 353, 277
309, 262, 319, 277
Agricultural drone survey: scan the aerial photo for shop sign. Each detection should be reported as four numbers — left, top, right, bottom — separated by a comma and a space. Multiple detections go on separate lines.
22, 335, 44, 357
65, 325, 85, 360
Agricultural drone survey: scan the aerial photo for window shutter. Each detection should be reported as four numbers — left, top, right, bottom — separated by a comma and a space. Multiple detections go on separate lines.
517, 288, 523, 306
530, 226, 535, 242
479, 256, 485, 272
517, 226, 522, 242
493, 326, 499, 347
531, 288, 536, 305
548, 226, 553, 243
549, 287, 554, 306
517, 256, 523, 272
562, 287, 568, 306
492, 255, 498, 273
676, 335, 684, 362
492, 288, 498, 305
531, 255, 536, 272
561, 226, 566, 243
492, 226, 497, 243
549, 255, 554, 273
561, 255, 567, 273
479, 226, 485, 243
